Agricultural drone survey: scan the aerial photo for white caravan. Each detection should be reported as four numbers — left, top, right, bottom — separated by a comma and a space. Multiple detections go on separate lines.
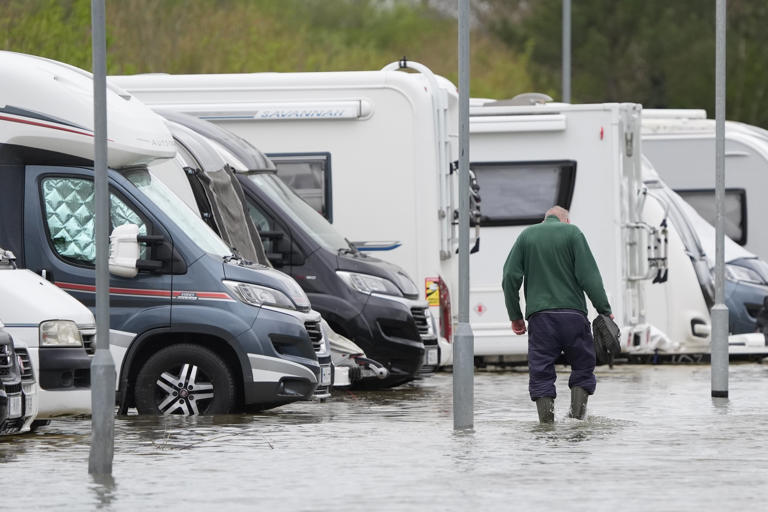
640, 160, 768, 356
642, 109, 768, 260
468, 101, 664, 360
111, 60, 463, 364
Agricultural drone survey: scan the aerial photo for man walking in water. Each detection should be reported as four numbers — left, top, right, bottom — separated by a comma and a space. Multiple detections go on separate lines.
502, 206, 612, 423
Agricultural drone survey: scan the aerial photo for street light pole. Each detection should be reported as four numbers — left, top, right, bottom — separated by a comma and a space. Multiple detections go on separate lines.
711, 0, 729, 399
562, 0, 571, 103
454, 0, 474, 430
88, 0, 117, 475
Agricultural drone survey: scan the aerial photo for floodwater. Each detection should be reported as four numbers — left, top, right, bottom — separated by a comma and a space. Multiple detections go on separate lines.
2, 364, 768, 511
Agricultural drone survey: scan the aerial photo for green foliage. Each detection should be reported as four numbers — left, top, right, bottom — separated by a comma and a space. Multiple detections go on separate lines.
0, 0, 532, 99
477, 0, 768, 128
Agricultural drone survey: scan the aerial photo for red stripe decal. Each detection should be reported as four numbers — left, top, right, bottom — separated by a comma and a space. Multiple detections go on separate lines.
0, 114, 95, 138
56, 282, 231, 300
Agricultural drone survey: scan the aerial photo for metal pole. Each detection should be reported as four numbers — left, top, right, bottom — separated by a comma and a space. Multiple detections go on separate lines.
711, 0, 729, 399
89, 0, 117, 475
453, 0, 474, 430
562, 0, 571, 102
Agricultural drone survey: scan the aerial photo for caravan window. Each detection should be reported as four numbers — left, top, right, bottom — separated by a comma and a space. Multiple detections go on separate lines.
267, 153, 333, 222
41, 176, 149, 264
470, 161, 576, 226
675, 188, 747, 245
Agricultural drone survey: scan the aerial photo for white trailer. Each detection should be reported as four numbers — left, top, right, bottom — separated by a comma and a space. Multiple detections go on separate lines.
468, 101, 665, 360
642, 109, 768, 260
111, 60, 463, 364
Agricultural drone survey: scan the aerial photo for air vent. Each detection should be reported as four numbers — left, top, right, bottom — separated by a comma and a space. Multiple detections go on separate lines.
304, 321, 324, 354
411, 307, 430, 338
14, 347, 35, 381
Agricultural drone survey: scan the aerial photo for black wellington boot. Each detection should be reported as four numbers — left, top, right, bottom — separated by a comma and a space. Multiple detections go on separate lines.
535, 397, 555, 424
568, 386, 589, 419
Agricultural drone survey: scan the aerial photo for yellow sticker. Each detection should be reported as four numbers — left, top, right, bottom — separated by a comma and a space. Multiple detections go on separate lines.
425, 277, 440, 307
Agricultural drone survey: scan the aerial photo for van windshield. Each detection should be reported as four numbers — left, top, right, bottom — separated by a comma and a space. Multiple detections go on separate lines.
123, 164, 233, 258
245, 173, 349, 253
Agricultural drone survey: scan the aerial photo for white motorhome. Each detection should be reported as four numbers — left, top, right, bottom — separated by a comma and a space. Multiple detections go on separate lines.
111, 60, 463, 364
468, 101, 663, 360
0, 249, 92, 419
642, 109, 768, 260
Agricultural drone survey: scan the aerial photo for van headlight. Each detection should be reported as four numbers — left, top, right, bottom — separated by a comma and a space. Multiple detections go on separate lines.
223, 280, 298, 310
337, 271, 402, 297
40, 320, 83, 347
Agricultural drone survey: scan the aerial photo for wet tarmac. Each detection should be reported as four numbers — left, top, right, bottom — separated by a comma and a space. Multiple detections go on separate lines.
2, 364, 768, 511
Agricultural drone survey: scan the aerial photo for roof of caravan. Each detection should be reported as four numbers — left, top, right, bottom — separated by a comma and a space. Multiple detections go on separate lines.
158, 109, 276, 171
110, 68, 455, 96
0, 51, 175, 167
469, 101, 639, 117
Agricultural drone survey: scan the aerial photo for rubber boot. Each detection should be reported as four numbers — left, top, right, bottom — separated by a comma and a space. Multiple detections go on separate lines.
568, 386, 589, 420
535, 397, 555, 424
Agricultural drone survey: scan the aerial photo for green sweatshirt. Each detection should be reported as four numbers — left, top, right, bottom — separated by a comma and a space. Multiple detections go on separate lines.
502, 215, 612, 320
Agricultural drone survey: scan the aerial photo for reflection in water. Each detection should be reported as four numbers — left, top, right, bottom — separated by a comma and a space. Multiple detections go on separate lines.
1, 365, 767, 511
90, 474, 117, 510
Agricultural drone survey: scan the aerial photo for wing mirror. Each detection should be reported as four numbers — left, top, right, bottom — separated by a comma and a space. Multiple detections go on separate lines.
109, 224, 141, 278
109, 224, 171, 277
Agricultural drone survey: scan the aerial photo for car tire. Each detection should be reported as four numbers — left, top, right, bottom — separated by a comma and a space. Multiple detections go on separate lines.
135, 343, 236, 416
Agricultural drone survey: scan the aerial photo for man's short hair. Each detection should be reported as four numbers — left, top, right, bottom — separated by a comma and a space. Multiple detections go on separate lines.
546, 205, 569, 222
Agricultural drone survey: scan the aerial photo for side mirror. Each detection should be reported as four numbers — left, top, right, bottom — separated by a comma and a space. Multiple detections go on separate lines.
109, 224, 140, 278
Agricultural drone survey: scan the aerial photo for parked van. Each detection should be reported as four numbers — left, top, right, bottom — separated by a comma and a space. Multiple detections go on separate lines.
642, 109, 768, 260
158, 110, 437, 384
110, 60, 468, 365
0, 51, 325, 414
0, 248, 91, 419
148, 117, 333, 395
1, 328, 37, 434
468, 100, 661, 360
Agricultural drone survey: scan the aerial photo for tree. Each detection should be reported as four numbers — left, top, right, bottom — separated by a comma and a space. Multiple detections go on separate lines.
477, 0, 768, 128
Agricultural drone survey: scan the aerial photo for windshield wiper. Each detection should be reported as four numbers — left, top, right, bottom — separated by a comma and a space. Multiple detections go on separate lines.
223, 247, 251, 265
338, 238, 359, 256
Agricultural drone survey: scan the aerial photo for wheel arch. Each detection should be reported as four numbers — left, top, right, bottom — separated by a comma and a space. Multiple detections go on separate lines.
118, 326, 249, 413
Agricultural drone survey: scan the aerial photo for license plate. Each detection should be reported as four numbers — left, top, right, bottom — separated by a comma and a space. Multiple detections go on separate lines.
320, 366, 332, 386
8, 394, 22, 418
425, 347, 438, 366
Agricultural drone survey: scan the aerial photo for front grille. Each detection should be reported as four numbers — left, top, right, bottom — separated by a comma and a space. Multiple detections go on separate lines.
14, 347, 35, 382
80, 328, 96, 355
3, 382, 21, 394
411, 307, 431, 338
304, 321, 324, 354
0, 343, 12, 373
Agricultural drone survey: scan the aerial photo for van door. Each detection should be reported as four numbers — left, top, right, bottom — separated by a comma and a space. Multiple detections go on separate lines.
23, 165, 173, 331
244, 198, 298, 267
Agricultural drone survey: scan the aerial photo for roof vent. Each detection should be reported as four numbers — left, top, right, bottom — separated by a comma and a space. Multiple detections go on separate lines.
488, 93, 554, 107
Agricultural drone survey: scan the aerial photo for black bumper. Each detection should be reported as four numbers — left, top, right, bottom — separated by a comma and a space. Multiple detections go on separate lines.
38, 347, 92, 390
312, 294, 425, 386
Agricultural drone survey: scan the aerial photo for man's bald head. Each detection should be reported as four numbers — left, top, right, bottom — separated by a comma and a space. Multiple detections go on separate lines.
546, 206, 570, 223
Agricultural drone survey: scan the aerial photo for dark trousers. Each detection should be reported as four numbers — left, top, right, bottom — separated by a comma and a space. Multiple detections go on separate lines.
527, 309, 596, 401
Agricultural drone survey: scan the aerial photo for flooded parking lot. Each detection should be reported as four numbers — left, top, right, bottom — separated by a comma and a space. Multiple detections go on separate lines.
2, 364, 768, 511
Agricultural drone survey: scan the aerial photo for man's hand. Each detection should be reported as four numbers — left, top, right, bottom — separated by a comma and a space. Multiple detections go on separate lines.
511, 319, 527, 335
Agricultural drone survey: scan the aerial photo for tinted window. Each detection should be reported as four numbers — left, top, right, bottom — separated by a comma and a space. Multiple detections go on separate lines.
676, 189, 747, 245
470, 161, 576, 226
